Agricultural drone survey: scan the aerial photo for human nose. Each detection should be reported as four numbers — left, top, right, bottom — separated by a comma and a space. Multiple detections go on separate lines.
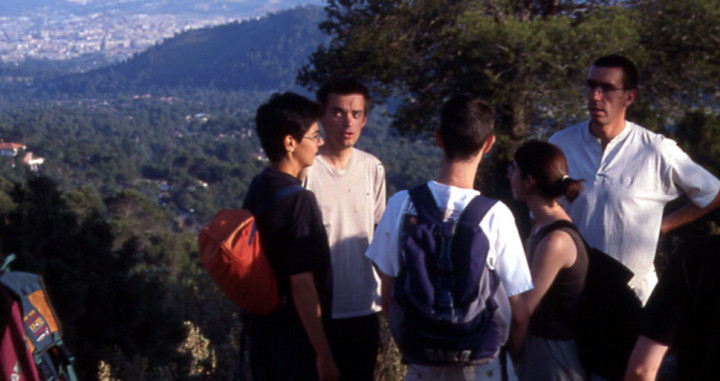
587, 86, 603, 101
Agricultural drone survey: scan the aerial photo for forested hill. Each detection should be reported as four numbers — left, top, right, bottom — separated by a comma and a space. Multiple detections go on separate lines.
43, 5, 328, 96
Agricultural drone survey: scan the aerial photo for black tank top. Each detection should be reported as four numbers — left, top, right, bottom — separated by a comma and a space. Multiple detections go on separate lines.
526, 220, 588, 340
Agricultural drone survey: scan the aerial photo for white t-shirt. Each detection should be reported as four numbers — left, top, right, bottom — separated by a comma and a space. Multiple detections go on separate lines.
549, 120, 720, 303
305, 148, 387, 318
365, 180, 533, 298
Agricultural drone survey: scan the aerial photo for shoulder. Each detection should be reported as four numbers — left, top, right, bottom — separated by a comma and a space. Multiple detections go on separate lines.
629, 122, 671, 145
387, 190, 411, 213
549, 121, 585, 145
353, 148, 385, 170
534, 228, 578, 264
289, 187, 321, 211
353, 147, 381, 163
479, 201, 523, 253
628, 122, 683, 159
482, 200, 517, 226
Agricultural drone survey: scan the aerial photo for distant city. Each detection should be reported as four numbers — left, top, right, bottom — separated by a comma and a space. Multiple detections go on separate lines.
0, 0, 324, 65
1, 13, 250, 64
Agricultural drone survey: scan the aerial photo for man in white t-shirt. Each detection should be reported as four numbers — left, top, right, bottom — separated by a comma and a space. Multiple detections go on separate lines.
366, 96, 532, 381
304, 78, 386, 380
549, 55, 720, 304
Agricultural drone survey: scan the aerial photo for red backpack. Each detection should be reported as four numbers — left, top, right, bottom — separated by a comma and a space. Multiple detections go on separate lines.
198, 185, 303, 315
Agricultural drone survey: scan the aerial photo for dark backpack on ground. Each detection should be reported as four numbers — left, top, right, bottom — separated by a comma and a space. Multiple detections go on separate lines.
0, 254, 79, 381
536, 221, 641, 379
389, 183, 511, 365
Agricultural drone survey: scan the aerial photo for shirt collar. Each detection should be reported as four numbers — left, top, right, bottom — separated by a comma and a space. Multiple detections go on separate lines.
580, 119, 635, 148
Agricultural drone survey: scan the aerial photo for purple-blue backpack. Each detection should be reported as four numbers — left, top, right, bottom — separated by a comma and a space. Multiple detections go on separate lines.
389, 183, 511, 365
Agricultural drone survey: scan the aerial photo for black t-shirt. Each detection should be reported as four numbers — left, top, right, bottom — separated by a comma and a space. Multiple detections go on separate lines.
243, 167, 333, 324
641, 236, 720, 380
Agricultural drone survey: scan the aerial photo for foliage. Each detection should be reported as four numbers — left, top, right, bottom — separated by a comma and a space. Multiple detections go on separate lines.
299, 0, 720, 157
630, 0, 720, 127
0, 176, 189, 380
300, 0, 634, 143
375, 316, 406, 381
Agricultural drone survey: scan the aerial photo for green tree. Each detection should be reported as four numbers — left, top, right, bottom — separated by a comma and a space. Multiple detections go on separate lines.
300, 1, 635, 145
300, 0, 720, 151
630, 0, 720, 128
0, 176, 188, 379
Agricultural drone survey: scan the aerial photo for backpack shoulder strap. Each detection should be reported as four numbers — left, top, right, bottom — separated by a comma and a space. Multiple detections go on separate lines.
534, 221, 634, 283
271, 184, 305, 204
407, 183, 443, 222
458, 194, 497, 226
254, 184, 304, 216
1, 254, 16, 274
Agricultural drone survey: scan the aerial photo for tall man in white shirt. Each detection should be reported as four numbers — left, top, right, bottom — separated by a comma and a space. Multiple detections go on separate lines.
304, 78, 386, 380
549, 55, 720, 304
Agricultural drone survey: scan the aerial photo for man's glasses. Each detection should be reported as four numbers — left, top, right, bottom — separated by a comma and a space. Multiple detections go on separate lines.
585, 80, 626, 95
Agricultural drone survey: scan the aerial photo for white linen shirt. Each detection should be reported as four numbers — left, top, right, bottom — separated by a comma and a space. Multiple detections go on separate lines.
365, 181, 533, 298
549, 120, 720, 303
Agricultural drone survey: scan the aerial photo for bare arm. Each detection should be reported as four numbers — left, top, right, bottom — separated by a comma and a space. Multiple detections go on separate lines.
624, 335, 669, 381
290, 272, 339, 381
661, 190, 720, 233
379, 272, 395, 321
522, 230, 578, 314
506, 293, 530, 364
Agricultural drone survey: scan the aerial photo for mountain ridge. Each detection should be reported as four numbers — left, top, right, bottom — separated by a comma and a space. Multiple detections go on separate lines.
42, 5, 328, 96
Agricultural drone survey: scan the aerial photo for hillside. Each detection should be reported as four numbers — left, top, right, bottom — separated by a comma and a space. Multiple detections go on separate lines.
43, 5, 328, 96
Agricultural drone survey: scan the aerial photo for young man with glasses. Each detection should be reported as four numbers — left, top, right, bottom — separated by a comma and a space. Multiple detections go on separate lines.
549, 55, 720, 304
244, 92, 338, 380
304, 78, 387, 380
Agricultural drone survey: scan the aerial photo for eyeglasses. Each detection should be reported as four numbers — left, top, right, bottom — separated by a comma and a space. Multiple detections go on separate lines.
586, 80, 626, 95
303, 134, 324, 143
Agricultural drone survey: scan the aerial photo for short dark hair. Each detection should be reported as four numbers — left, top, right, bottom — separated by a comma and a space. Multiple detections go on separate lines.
316, 78, 370, 113
592, 55, 639, 91
255, 92, 323, 163
439, 95, 495, 161
514, 140, 584, 202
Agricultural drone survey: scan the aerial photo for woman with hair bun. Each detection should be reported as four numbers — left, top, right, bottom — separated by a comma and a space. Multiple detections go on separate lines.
508, 140, 588, 380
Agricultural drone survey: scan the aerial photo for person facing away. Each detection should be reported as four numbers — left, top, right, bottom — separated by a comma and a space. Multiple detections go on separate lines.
548, 54, 720, 304
624, 235, 720, 381
242, 92, 338, 381
508, 140, 588, 381
365, 95, 533, 381
303, 78, 386, 381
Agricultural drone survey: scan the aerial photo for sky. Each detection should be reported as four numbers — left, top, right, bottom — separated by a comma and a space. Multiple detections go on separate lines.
0, 0, 327, 19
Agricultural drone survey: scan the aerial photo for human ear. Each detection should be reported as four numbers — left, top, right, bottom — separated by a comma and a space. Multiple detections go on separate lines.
481, 135, 496, 154
624, 89, 637, 107
284, 135, 297, 153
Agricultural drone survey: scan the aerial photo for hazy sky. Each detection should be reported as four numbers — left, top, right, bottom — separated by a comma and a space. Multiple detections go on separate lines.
1, 0, 328, 19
